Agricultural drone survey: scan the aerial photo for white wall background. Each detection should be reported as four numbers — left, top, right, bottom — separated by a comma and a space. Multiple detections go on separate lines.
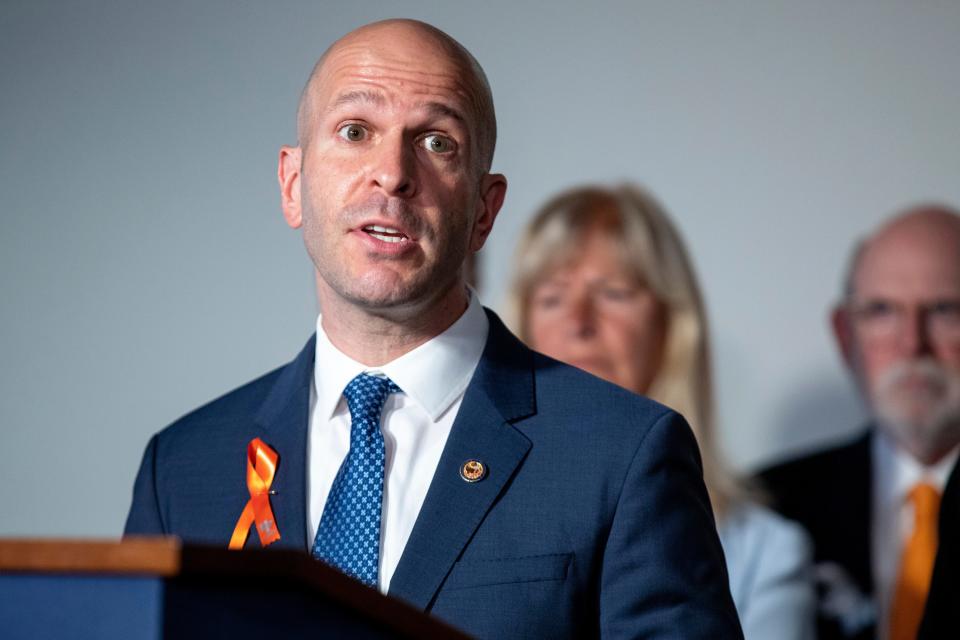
2, 0, 959, 537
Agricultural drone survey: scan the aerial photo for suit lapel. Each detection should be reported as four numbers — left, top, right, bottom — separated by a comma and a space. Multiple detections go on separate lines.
250, 335, 316, 552
388, 311, 535, 610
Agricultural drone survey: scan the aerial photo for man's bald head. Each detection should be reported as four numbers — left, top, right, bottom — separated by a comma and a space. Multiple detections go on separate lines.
843, 204, 960, 299
296, 19, 497, 172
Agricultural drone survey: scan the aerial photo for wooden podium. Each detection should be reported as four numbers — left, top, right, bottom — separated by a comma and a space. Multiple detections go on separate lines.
0, 538, 471, 639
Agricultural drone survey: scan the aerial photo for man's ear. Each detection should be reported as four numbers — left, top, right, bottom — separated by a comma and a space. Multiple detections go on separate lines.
278, 145, 303, 228
831, 304, 856, 369
469, 173, 508, 252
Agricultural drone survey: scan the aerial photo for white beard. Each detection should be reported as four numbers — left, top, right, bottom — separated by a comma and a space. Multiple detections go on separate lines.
871, 357, 960, 464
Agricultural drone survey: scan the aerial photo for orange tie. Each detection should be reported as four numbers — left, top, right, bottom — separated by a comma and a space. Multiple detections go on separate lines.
889, 482, 941, 640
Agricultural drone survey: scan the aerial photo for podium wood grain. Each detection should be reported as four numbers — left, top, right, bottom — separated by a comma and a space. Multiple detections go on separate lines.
0, 537, 180, 575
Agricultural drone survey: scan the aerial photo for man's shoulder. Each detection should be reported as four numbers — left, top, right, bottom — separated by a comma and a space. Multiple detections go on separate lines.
755, 429, 873, 539
481, 308, 676, 439
532, 350, 670, 413
525, 350, 681, 451
758, 429, 872, 488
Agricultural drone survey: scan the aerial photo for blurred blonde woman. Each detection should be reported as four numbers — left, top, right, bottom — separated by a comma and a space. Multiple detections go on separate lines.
509, 184, 815, 640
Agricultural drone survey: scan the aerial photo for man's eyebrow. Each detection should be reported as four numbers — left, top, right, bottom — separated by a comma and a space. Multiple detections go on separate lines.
419, 101, 467, 124
325, 90, 386, 113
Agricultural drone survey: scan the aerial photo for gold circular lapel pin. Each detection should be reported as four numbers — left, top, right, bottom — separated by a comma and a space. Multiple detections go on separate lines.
460, 459, 487, 483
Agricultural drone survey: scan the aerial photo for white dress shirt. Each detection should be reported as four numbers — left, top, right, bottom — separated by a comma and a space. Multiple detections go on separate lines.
871, 431, 958, 640
307, 291, 488, 594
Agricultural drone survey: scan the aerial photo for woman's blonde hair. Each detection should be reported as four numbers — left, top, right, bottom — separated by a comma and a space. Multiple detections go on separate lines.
508, 184, 747, 517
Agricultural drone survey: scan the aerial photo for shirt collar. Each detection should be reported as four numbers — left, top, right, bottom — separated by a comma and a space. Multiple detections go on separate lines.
873, 429, 959, 506
313, 289, 489, 422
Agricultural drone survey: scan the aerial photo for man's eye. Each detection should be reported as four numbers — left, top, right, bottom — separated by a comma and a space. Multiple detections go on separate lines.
337, 124, 367, 142
857, 300, 896, 320
930, 300, 960, 320
422, 134, 455, 153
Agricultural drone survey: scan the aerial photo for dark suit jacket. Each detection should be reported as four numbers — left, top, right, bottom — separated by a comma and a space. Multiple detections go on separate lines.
125, 310, 742, 638
759, 431, 876, 640
919, 460, 960, 639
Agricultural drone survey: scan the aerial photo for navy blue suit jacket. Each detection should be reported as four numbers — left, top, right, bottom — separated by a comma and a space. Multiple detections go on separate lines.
126, 310, 742, 638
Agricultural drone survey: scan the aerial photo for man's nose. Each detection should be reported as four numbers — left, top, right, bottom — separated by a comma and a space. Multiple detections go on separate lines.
370, 133, 417, 198
899, 307, 933, 356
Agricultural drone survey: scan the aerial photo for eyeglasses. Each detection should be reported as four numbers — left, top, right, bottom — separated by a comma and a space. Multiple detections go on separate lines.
847, 298, 960, 345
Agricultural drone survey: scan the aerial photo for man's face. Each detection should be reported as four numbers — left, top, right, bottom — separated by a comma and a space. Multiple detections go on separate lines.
280, 25, 504, 317
836, 217, 960, 463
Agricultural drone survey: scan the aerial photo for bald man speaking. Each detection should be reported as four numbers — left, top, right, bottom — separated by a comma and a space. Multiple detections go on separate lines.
124, 20, 742, 638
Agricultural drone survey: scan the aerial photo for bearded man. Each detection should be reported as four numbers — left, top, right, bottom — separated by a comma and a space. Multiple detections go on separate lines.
761, 205, 960, 640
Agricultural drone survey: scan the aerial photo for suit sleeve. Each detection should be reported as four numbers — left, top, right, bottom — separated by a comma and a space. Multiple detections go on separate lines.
123, 434, 167, 536
600, 409, 744, 639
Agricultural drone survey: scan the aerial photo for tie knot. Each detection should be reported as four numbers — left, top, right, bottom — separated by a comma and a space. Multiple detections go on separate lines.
343, 373, 401, 426
909, 482, 941, 520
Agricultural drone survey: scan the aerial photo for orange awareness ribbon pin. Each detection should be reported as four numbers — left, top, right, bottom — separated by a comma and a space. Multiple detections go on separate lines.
228, 438, 281, 549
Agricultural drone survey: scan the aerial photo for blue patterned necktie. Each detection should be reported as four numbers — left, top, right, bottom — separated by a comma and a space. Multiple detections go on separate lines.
312, 372, 401, 587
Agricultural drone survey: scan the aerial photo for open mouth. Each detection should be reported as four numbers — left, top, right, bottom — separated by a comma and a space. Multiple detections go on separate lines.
362, 224, 410, 244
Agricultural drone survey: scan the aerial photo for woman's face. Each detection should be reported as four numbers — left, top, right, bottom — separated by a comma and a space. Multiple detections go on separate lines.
526, 232, 667, 395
